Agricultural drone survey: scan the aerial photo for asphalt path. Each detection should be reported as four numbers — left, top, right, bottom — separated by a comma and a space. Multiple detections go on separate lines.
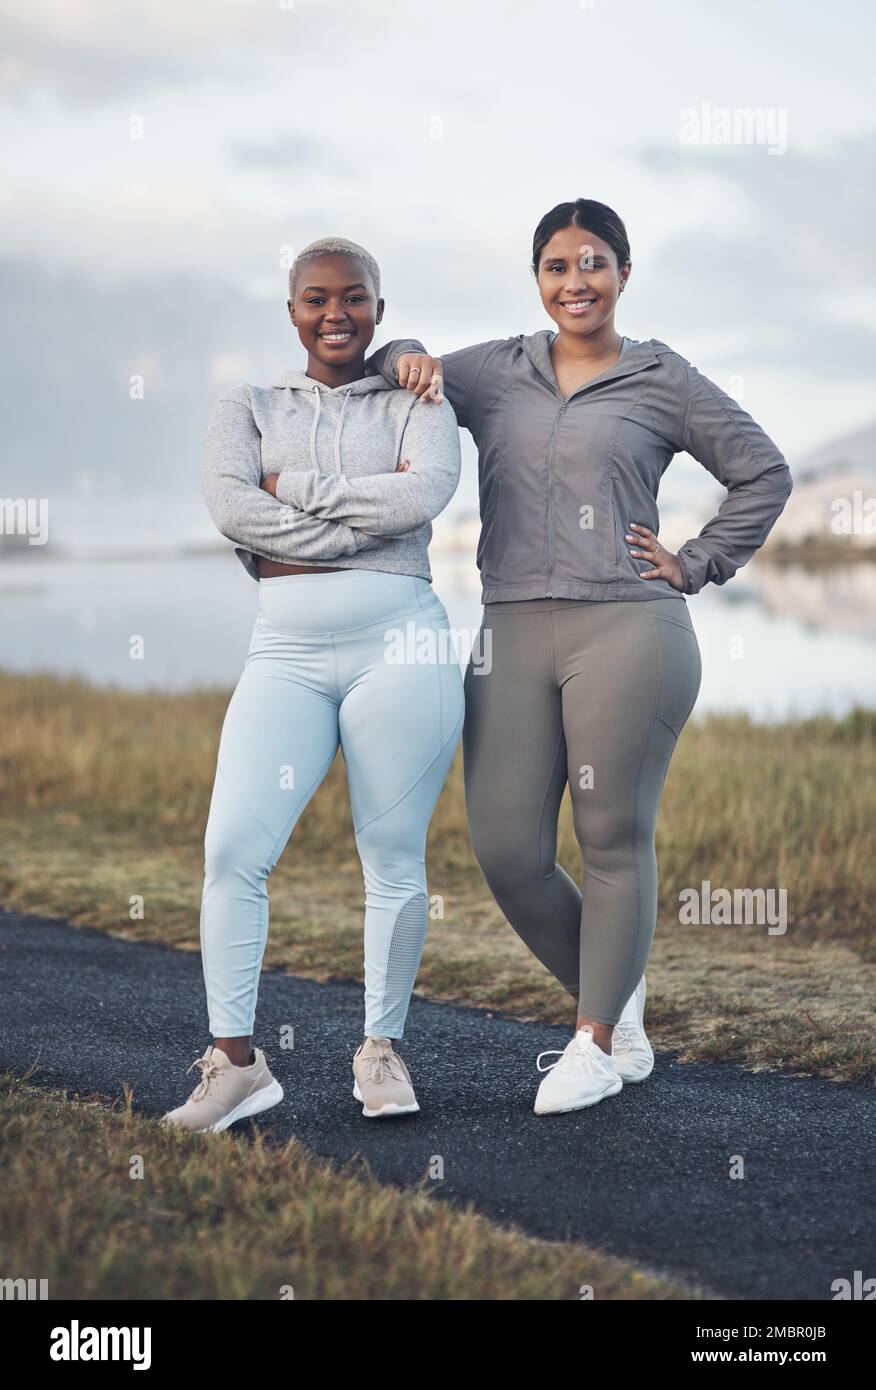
2, 907, 872, 1300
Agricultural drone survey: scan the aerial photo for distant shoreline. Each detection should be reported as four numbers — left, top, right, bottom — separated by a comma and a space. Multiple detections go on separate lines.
764, 538, 876, 567
2, 537, 875, 567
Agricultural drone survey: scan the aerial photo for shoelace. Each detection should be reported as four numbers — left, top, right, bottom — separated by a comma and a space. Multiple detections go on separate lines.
536, 1036, 603, 1078
186, 1055, 222, 1103
361, 1044, 406, 1086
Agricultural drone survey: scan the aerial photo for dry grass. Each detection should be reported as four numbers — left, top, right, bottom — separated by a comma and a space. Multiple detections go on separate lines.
0, 1073, 699, 1300
2, 671, 874, 1083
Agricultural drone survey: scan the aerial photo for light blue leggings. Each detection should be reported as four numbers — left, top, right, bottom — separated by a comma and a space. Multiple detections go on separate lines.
200, 570, 465, 1040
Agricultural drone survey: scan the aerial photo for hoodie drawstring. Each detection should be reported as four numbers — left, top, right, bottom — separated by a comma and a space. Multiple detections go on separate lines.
308, 383, 321, 469
334, 388, 351, 476
308, 382, 352, 476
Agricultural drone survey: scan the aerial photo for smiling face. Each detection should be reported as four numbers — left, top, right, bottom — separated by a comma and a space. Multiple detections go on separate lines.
288, 253, 384, 373
536, 225, 630, 338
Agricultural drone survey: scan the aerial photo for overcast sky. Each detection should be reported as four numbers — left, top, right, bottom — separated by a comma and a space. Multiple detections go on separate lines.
1, 0, 874, 545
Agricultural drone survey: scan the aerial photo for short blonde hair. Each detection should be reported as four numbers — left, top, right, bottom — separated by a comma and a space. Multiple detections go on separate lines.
288, 237, 381, 300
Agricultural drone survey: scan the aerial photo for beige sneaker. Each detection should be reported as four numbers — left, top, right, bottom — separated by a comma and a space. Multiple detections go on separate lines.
161, 1044, 283, 1134
352, 1036, 419, 1118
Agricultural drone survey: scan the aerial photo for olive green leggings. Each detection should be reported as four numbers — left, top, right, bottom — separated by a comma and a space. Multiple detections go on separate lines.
462, 596, 702, 1025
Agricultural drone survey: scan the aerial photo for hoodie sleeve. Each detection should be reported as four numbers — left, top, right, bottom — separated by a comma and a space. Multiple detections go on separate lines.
201, 389, 381, 561
366, 339, 427, 385
674, 364, 794, 594
274, 396, 461, 535
365, 339, 506, 430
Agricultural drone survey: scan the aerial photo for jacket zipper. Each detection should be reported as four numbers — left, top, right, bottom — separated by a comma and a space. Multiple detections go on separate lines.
546, 402, 566, 597
532, 345, 657, 599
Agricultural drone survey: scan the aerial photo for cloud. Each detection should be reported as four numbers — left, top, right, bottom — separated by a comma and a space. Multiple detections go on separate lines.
0, 0, 298, 107
0, 255, 291, 496
228, 132, 359, 173
623, 133, 876, 379
0, 0, 414, 109
0, 172, 339, 287
1, 0, 872, 501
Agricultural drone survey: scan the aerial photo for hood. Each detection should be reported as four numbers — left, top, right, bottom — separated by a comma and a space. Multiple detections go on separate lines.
520, 331, 662, 394
268, 366, 396, 476
270, 367, 395, 395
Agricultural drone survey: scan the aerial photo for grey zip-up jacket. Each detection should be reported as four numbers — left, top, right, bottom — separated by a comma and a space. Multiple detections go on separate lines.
201, 369, 461, 582
366, 333, 793, 601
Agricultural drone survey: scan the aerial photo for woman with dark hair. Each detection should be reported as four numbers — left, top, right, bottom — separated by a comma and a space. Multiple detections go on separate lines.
367, 199, 793, 1116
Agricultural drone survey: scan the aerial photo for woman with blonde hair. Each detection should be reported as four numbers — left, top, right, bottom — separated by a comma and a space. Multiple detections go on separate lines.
163, 237, 464, 1131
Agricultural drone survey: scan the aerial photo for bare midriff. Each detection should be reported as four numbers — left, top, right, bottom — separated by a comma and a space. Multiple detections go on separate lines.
258, 558, 344, 577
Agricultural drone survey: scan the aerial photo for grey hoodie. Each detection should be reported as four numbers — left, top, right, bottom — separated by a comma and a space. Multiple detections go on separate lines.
201, 368, 461, 582
366, 333, 794, 602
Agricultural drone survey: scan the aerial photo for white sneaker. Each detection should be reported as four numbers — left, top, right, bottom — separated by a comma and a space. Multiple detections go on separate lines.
611, 975, 654, 1083
534, 1026, 622, 1115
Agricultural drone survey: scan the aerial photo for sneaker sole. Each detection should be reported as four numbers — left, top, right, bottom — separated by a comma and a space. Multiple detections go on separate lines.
352, 1080, 419, 1118
209, 1078, 284, 1133
534, 1077, 623, 1115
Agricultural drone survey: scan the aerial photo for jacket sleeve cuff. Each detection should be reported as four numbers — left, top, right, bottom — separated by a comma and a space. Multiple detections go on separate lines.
388, 340, 428, 380
676, 541, 715, 595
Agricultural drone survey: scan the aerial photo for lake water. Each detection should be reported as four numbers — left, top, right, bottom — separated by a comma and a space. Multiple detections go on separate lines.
1, 549, 874, 720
